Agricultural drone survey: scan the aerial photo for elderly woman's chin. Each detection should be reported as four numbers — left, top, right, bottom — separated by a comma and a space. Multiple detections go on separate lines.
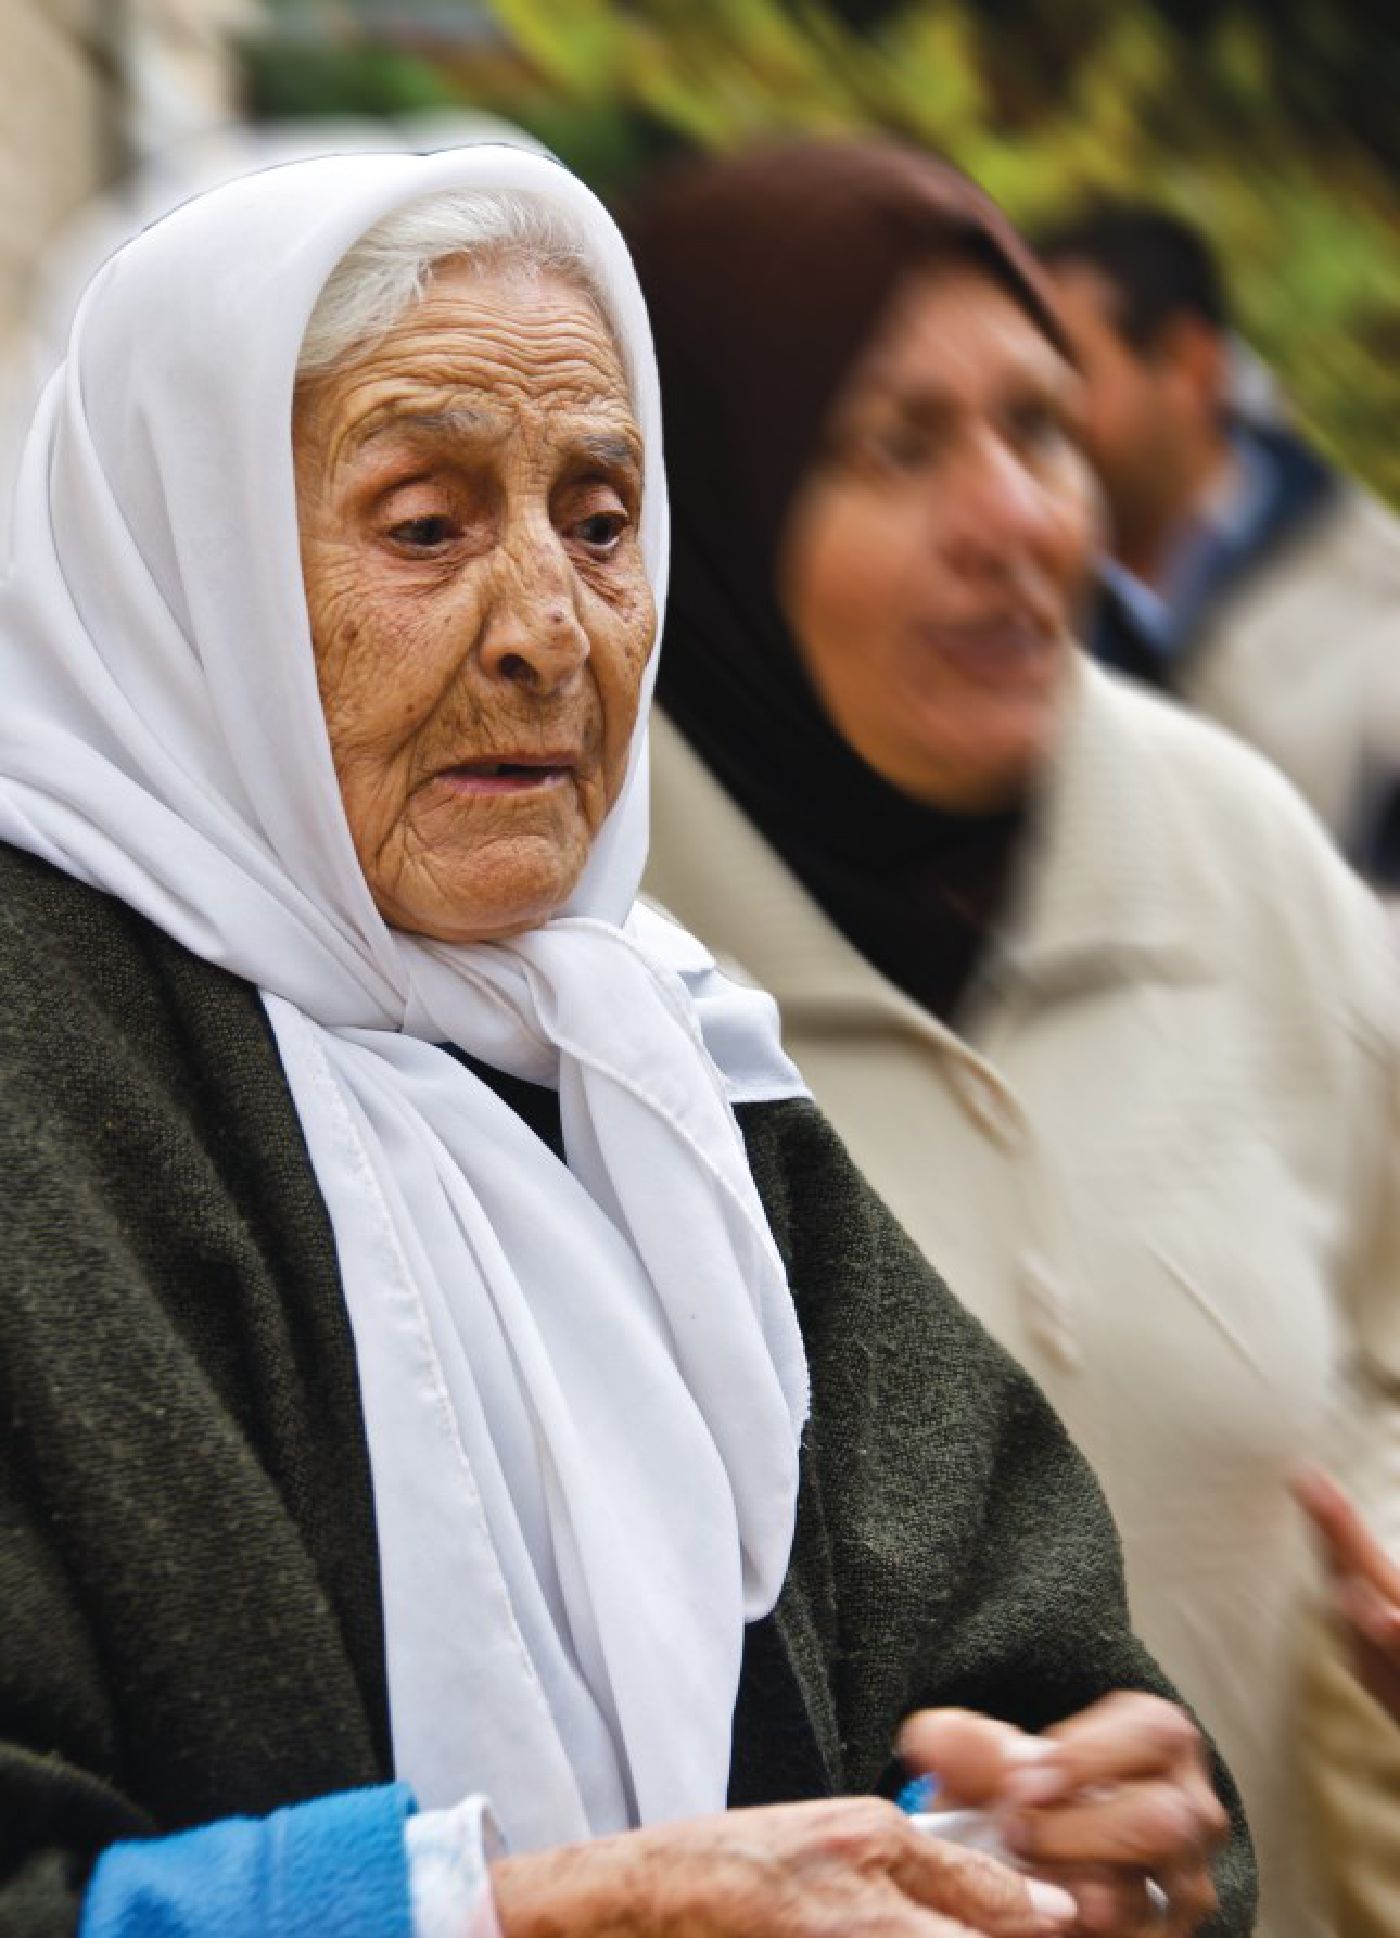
361, 785, 601, 944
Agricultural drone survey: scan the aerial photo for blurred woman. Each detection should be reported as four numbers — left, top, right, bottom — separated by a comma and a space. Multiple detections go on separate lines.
632, 139, 1400, 1938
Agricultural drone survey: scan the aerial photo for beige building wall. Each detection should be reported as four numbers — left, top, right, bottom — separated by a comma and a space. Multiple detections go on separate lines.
0, 0, 106, 345
0, 0, 260, 348
125, 0, 264, 165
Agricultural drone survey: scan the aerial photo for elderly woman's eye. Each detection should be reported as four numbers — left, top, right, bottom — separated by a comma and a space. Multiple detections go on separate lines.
388, 514, 458, 551
572, 510, 629, 553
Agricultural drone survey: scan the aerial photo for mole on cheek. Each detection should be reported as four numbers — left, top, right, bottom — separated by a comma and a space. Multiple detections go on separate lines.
328, 617, 363, 681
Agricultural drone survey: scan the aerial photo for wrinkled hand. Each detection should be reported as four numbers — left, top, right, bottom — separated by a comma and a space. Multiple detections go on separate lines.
1295, 1465, 1400, 1725
899, 1695, 1227, 1938
491, 1796, 1079, 1938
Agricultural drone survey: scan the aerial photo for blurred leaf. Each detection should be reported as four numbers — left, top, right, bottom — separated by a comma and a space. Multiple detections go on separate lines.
244, 39, 459, 117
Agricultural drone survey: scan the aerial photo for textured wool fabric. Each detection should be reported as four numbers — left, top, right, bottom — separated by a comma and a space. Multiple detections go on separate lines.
627, 141, 1064, 1023
0, 141, 811, 1844
0, 842, 1256, 1938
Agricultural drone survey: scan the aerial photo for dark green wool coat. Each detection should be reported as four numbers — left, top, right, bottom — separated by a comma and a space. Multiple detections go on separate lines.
0, 840, 1256, 1938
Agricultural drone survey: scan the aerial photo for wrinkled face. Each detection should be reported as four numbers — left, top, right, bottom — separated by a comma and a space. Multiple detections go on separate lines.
1042, 262, 1196, 558
780, 264, 1098, 813
294, 261, 654, 944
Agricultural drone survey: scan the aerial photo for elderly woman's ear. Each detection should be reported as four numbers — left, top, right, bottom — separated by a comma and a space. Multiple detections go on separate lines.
292, 257, 654, 946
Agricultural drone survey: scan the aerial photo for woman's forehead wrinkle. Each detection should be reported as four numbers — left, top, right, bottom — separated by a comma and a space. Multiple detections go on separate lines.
312, 306, 637, 487
322, 405, 642, 496
393, 281, 629, 392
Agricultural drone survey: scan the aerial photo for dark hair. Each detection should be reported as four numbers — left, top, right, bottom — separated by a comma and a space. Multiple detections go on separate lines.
1034, 201, 1229, 351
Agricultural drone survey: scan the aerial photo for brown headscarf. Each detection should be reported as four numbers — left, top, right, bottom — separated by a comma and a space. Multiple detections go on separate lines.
627, 141, 1072, 1022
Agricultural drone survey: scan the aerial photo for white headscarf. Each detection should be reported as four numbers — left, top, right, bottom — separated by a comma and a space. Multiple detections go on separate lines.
0, 143, 810, 1850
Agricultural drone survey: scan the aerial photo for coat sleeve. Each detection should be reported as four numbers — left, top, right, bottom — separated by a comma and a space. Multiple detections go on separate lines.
0, 869, 402, 1937
0, 1160, 418, 1938
0, 1454, 148, 1938
737, 1095, 1257, 1938
0, 1415, 416, 1938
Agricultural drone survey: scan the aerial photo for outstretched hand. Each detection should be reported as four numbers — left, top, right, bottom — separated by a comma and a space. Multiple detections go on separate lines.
1294, 1465, 1400, 1725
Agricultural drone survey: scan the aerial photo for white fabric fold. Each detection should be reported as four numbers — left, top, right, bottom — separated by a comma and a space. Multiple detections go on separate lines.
0, 141, 809, 1849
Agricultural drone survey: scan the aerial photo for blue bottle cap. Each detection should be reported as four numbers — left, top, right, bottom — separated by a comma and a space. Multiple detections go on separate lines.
896, 1773, 941, 1815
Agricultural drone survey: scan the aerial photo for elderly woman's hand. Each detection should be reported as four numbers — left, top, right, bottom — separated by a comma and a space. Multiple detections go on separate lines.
491, 1797, 1079, 1938
899, 1696, 1227, 1938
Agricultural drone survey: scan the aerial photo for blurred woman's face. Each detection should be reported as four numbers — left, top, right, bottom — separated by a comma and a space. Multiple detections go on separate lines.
779, 264, 1099, 812
295, 262, 654, 944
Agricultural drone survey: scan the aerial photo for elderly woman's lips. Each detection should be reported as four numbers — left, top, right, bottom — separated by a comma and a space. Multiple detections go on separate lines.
435, 759, 575, 797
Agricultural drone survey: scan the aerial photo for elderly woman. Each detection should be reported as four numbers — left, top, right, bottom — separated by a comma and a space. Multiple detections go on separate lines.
632, 141, 1400, 1938
0, 144, 1244, 1938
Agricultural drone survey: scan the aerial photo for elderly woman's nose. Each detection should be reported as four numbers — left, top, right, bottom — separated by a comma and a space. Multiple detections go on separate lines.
477, 546, 590, 690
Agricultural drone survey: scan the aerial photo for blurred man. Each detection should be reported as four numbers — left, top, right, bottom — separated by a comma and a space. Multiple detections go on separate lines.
1038, 201, 1400, 886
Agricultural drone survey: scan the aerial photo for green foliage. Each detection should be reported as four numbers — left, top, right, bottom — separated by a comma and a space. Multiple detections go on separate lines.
244, 40, 460, 120
453, 0, 1400, 505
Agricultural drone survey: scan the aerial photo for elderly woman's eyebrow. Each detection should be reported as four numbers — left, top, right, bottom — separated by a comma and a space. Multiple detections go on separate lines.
574, 431, 643, 474
346, 405, 505, 457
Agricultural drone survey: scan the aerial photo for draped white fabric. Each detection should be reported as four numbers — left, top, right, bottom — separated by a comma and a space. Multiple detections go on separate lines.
0, 143, 810, 1851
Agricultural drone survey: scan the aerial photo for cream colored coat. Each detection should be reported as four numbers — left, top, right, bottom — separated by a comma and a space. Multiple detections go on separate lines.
1179, 481, 1400, 870
647, 662, 1400, 1938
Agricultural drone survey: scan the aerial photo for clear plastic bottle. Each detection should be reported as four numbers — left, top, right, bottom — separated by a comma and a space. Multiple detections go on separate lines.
896, 1773, 1017, 1860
